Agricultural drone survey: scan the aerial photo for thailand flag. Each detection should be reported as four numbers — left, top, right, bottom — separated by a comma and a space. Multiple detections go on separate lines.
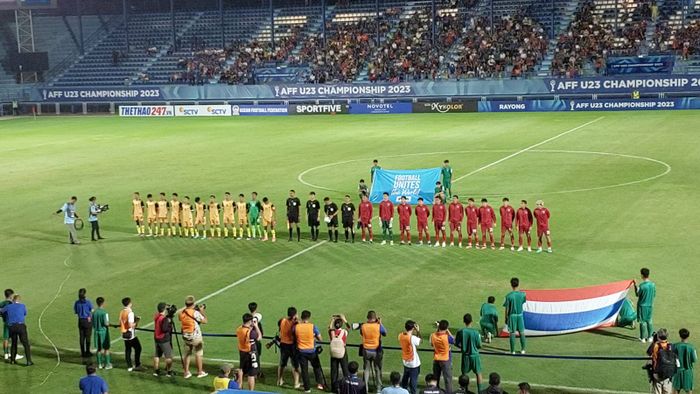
501, 280, 634, 337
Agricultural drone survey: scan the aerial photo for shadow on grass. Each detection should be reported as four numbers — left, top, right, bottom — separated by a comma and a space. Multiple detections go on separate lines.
587, 328, 639, 341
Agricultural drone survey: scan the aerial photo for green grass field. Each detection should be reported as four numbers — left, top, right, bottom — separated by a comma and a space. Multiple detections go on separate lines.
1, 111, 699, 394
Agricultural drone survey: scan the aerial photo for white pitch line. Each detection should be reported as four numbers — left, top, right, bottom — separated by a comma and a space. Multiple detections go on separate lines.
112, 241, 326, 344
452, 116, 605, 183
35, 262, 72, 387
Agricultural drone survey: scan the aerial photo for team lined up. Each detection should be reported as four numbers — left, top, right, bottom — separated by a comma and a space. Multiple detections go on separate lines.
131, 190, 554, 252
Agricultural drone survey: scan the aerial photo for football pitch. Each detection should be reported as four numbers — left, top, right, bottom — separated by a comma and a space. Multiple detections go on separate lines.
1, 111, 699, 394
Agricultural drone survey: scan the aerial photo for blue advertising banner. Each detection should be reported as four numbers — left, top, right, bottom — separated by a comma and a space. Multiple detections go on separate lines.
546, 75, 700, 94
369, 168, 441, 205
348, 102, 413, 114
606, 56, 675, 75
39, 87, 163, 101
231, 104, 288, 116
271, 83, 413, 99
478, 98, 700, 112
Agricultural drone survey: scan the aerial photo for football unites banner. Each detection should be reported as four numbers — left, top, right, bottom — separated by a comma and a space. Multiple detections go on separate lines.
369, 168, 441, 204
500, 280, 634, 337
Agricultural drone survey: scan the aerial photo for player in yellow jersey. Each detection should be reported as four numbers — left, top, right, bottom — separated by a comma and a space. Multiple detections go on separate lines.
208, 194, 221, 238
156, 192, 169, 236
222, 192, 235, 238
236, 194, 249, 240
132, 192, 145, 236
194, 197, 207, 239
146, 194, 158, 236
261, 197, 276, 242
180, 196, 194, 237
169, 193, 181, 237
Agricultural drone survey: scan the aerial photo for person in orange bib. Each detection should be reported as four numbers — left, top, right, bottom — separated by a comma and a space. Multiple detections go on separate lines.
399, 320, 422, 394
360, 311, 387, 393
430, 320, 454, 394
276, 307, 300, 388
236, 313, 261, 390
293, 310, 325, 392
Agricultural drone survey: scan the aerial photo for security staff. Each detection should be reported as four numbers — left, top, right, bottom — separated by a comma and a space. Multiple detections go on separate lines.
0, 294, 33, 366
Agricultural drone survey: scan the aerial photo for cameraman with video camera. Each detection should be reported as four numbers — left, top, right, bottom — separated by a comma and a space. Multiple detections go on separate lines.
645, 328, 677, 394
88, 196, 107, 242
153, 303, 174, 377
179, 295, 208, 379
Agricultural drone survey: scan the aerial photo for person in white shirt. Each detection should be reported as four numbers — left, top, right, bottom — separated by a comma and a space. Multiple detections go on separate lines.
398, 320, 421, 394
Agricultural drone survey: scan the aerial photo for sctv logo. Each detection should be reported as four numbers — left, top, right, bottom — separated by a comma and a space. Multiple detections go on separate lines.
207, 107, 228, 115
179, 107, 198, 115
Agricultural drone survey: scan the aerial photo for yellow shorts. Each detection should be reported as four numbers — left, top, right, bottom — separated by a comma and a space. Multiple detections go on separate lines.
170, 216, 180, 224
223, 215, 234, 225
182, 218, 193, 227
157, 216, 168, 222
238, 217, 248, 226
133, 215, 143, 222
147, 216, 157, 224
263, 218, 274, 227
209, 216, 220, 226
194, 217, 204, 226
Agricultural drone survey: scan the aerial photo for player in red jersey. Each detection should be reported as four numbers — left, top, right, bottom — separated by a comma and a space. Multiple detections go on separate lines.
448, 195, 464, 247
397, 196, 412, 245
358, 194, 374, 243
465, 197, 480, 249
499, 197, 516, 251
478, 198, 497, 249
515, 200, 533, 252
432, 195, 447, 247
534, 200, 552, 253
414, 197, 430, 245
378, 192, 395, 245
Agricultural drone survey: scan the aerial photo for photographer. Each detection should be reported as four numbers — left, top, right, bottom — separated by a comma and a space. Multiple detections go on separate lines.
399, 320, 421, 394
646, 328, 676, 394
153, 303, 174, 377
55, 196, 80, 244
294, 310, 325, 392
179, 295, 208, 379
236, 313, 261, 390
119, 297, 142, 371
276, 306, 300, 388
430, 320, 454, 394
360, 311, 387, 393
329, 314, 350, 393
88, 196, 106, 242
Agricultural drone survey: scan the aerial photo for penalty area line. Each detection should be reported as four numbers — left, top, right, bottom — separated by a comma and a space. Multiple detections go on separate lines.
111, 241, 327, 344
452, 116, 605, 183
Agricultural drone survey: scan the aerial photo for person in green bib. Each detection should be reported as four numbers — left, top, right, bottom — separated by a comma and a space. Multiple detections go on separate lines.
635, 267, 656, 342
455, 313, 483, 392
441, 160, 453, 198
479, 296, 499, 343
674, 328, 697, 394
248, 192, 263, 239
504, 277, 527, 354
92, 297, 113, 369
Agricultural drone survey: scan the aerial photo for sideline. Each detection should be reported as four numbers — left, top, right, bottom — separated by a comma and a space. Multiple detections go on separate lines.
452, 117, 606, 183
110, 241, 327, 344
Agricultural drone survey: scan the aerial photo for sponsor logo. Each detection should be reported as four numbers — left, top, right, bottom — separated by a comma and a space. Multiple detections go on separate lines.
290, 104, 347, 114
232, 105, 240, 116
175, 105, 230, 116
178, 106, 199, 116
119, 105, 174, 116
413, 101, 476, 113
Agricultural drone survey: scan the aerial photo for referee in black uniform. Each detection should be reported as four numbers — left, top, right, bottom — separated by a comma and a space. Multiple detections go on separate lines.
323, 197, 339, 242
306, 192, 321, 241
340, 195, 356, 243
286, 190, 301, 242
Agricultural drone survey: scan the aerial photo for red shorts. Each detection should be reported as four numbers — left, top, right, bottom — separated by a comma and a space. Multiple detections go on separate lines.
467, 222, 478, 234
434, 221, 445, 230
449, 221, 462, 231
501, 224, 513, 233
399, 220, 410, 230
537, 227, 550, 237
480, 224, 493, 232
518, 225, 531, 233
417, 221, 428, 230
359, 218, 372, 227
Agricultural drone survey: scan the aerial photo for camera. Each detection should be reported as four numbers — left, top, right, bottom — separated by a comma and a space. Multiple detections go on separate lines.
266, 335, 281, 350
194, 303, 206, 312
642, 364, 654, 382
315, 345, 323, 355
97, 204, 110, 212
166, 304, 177, 318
